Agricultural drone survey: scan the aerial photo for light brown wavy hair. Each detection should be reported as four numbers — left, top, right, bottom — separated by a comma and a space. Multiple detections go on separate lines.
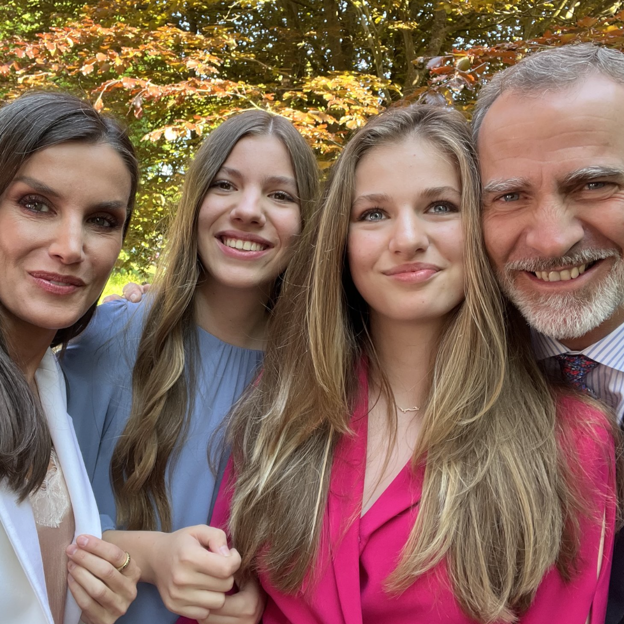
226, 104, 614, 622
111, 110, 319, 531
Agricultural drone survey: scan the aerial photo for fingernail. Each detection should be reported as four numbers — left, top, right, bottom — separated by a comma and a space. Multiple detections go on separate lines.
77, 536, 89, 547
68, 561, 75, 571
130, 293, 139, 302
67, 544, 77, 556
218, 545, 230, 556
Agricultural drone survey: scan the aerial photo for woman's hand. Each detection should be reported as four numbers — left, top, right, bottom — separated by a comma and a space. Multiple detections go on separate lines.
102, 282, 150, 303
148, 525, 240, 620
200, 577, 266, 624
66, 534, 140, 624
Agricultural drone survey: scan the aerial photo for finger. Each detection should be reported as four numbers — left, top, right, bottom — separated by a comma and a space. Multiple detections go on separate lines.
191, 525, 230, 555
207, 579, 265, 620
141, 283, 152, 292
69, 535, 129, 571
67, 571, 113, 624
169, 566, 234, 593
102, 294, 123, 303
66, 547, 138, 598
122, 282, 143, 302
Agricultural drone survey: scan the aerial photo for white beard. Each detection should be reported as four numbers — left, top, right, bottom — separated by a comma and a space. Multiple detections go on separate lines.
498, 249, 624, 340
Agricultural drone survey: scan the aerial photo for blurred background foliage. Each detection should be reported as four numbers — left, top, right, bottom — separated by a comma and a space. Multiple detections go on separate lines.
1, 0, 624, 276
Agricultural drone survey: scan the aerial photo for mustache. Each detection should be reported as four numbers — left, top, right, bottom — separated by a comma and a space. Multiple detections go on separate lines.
504, 248, 621, 273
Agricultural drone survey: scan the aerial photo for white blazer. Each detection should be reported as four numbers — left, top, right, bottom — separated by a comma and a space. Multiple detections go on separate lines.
0, 349, 101, 624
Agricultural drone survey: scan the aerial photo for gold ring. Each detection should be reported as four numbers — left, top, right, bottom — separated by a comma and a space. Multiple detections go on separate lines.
116, 552, 131, 573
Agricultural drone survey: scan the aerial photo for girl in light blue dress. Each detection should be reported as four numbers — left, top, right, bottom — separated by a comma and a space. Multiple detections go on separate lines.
61, 111, 319, 624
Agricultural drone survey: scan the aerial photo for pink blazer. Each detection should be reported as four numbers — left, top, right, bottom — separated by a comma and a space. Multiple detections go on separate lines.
180, 384, 616, 624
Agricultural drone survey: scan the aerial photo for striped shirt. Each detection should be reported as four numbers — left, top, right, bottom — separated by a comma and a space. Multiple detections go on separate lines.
532, 323, 624, 424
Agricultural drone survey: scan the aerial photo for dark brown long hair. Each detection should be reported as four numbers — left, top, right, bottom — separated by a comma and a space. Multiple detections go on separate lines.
111, 110, 320, 531
0, 91, 138, 500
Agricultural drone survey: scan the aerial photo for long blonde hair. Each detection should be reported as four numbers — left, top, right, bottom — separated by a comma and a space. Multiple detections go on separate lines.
111, 110, 319, 532
227, 104, 606, 622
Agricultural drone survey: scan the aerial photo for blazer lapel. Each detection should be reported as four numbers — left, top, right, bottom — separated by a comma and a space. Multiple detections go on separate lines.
0, 483, 53, 623
327, 370, 369, 624
36, 349, 102, 624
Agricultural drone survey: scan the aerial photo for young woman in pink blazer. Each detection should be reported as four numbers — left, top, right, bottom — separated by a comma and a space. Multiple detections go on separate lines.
181, 104, 619, 624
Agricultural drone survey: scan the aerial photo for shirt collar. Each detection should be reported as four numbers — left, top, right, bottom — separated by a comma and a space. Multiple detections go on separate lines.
532, 322, 624, 372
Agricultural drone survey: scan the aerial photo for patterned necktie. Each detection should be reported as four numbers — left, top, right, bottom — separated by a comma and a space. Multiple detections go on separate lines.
554, 354, 598, 396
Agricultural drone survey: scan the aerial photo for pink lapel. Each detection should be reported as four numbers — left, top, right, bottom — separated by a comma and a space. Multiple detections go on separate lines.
326, 368, 369, 624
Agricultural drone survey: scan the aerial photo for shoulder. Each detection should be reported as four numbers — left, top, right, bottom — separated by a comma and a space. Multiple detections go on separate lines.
556, 393, 616, 490
556, 394, 613, 444
66, 298, 148, 354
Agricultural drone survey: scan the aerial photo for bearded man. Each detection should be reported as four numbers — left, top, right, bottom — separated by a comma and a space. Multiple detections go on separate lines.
474, 43, 624, 624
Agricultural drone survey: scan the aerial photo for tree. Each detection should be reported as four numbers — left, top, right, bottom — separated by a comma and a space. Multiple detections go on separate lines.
1, 0, 623, 272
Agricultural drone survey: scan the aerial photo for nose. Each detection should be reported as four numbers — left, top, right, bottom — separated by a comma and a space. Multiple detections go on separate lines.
524, 198, 585, 258
48, 216, 85, 264
389, 209, 429, 255
230, 189, 266, 227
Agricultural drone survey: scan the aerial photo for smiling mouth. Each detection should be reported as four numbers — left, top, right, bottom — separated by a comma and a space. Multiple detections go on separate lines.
532, 261, 597, 282
221, 237, 268, 252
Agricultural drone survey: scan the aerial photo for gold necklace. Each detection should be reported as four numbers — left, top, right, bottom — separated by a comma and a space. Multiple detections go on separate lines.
397, 404, 419, 413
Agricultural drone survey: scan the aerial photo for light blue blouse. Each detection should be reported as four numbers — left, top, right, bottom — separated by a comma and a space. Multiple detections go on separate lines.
61, 299, 263, 624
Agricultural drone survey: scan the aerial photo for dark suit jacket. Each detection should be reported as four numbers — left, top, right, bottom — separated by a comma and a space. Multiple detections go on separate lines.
607, 529, 624, 623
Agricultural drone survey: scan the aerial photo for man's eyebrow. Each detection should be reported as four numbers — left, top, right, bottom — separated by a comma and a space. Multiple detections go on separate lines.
12, 176, 61, 199
561, 166, 624, 188
482, 177, 527, 195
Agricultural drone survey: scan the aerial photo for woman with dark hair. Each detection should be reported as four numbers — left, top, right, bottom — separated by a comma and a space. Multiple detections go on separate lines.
0, 91, 140, 624
61, 110, 319, 623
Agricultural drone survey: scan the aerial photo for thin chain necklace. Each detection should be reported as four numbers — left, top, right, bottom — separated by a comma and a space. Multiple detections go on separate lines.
397, 404, 419, 413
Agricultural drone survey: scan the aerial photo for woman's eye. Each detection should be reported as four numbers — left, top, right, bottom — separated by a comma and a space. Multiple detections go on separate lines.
427, 202, 456, 214
361, 209, 385, 222
212, 180, 235, 191
89, 215, 119, 229
270, 191, 296, 203
20, 195, 51, 213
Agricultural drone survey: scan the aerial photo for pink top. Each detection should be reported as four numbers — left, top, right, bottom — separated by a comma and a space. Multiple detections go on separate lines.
179, 381, 616, 624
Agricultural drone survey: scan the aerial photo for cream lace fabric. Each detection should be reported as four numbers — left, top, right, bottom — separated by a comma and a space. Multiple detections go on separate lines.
29, 448, 71, 528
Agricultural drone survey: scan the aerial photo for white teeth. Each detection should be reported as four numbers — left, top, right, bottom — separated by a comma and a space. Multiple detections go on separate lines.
534, 263, 590, 282
222, 238, 266, 252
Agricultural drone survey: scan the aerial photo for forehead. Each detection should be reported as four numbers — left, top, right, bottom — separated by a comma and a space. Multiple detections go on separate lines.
477, 74, 624, 186
16, 142, 131, 196
222, 134, 294, 177
354, 137, 460, 192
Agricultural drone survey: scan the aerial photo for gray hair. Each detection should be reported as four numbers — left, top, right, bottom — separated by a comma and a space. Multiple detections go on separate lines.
472, 43, 624, 139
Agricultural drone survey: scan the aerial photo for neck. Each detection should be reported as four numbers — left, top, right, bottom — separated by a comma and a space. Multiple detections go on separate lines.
1, 313, 53, 389
369, 314, 445, 407
560, 304, 624, 351
194, 277, 271, 350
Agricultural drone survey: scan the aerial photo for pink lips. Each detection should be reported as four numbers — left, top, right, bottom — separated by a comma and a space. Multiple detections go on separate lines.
29, 271, 85, 295
383, 263, 440, 283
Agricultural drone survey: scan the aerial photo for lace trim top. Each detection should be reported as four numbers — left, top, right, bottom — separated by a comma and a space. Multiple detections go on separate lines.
30, 448, 75, 624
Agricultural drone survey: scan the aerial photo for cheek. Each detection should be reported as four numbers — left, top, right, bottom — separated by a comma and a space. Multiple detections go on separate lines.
88, 234, 123, 281
482, 213, 511, 269
274, 208, 302, 243
589, 206, 624, 251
